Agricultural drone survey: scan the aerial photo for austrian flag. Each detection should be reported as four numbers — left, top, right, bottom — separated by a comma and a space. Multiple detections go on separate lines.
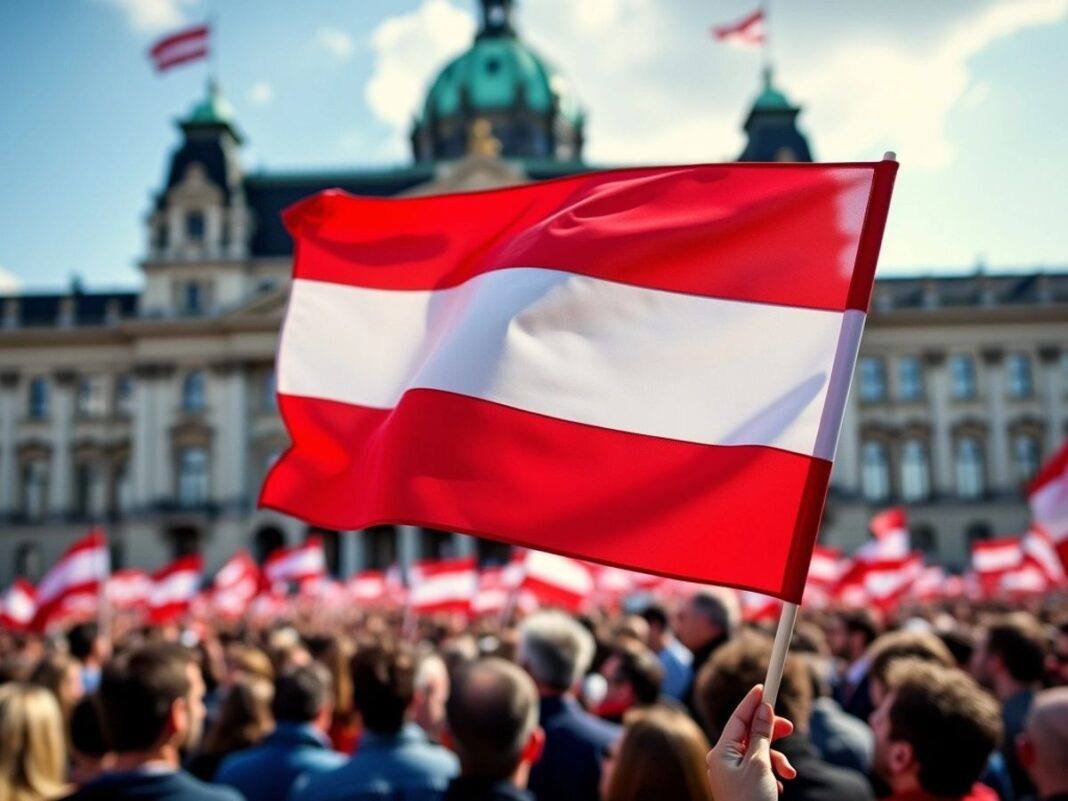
261, 162, 897, 602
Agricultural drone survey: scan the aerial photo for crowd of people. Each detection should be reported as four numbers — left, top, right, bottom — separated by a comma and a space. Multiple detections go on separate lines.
0, 589, 1067, 801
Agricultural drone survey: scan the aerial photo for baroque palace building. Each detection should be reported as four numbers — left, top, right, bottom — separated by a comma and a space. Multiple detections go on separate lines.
1, 0, 1067, 583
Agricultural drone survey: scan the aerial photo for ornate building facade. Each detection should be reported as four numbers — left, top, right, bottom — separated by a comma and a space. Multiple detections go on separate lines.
1, 1, 1066, 583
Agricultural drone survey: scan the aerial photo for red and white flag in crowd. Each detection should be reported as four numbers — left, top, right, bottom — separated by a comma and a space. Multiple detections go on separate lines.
470, 565, 516, 616
711, 8, 766, 48
148, 24, 210, 72
515, 550, 595, 612
31, 531, 109, 632
264, 537, 326, 585
347, 569, 404, 606
1029, 440, 1068, 572
1021, 526, 1066, 586
856, 507, 910, 562
409, 557, 478, 615
148, 555, 203, 625
0, 580, 36, 631
802, 545, 843, 608
211, 551, 262, 618
260, 162, 897, 602
107, 569, 152, 610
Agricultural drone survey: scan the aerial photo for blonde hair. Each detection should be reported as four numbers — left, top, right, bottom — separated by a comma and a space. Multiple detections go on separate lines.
0, 683, 69, 801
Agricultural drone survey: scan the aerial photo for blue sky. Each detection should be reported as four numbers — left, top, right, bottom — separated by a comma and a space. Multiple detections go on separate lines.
1, 0, 1066, 292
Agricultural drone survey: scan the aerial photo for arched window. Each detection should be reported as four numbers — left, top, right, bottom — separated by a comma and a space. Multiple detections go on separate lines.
911, 524, 937, 557
955, 437, 986, 499
177, 447, 209, 507
167, 526, 201, 559
181, 370, 206, 412
900, 439, 930, 502
1012, 434, 1041, 484
421, 528, 455, 561
861, 441, 891, 502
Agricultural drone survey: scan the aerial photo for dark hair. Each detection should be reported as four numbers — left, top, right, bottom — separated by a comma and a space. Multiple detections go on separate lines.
98, 643, 194, 752
842, 609, 880, 647
887, 660, 1002, 797
984, 614, 1047, 684
639, 604, 669, 631
868, 630, 954, 691
696, 630, 811, 738
70, 696, 108, 759
67, 623, 99, 662
351, 642, 415, 735
609, 640, 663, 706
199, 675, 273, 757
273, 664, 332, 723
446, 658, 538, 780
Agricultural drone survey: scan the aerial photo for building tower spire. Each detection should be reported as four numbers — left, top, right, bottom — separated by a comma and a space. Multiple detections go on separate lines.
478, 0, 515, 38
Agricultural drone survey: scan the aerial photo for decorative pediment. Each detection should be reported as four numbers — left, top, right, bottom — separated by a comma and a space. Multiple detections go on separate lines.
402, 154, 527, 197
167, 162, 225, 207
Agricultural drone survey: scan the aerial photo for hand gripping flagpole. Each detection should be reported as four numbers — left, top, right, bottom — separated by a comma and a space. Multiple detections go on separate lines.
761, 151, 897, 710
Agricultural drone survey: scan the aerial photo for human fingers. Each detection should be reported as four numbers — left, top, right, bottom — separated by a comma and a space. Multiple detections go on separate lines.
772, 715, 794, 741
748, 700, 775, 749
770, 749, 797, 780
718, 684, 764, 749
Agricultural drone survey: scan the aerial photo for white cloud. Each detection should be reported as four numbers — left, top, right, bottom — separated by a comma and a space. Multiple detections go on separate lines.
0, 265, 21, 294
97, 0, 199, 34
316, 26, 356, 61
248, 81, 273, 107
365, 0, 475, 141
959, 81, 991, 110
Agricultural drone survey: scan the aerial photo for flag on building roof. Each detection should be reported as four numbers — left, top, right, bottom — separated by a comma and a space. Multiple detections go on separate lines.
148, 24, 210, 72
711, 8, 766, 48
261, 162, 897, 602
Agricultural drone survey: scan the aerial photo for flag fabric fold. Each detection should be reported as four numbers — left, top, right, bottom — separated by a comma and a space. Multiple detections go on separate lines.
31, 531, 109, 632
261, 162, 897, 602
148, 24, 210, 72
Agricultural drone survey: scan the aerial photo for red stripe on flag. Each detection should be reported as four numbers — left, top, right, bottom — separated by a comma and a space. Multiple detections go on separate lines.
260, 390, 830, 601
155, 46, 209, 72
149, 25, 208, 58
283, 162, 896, 314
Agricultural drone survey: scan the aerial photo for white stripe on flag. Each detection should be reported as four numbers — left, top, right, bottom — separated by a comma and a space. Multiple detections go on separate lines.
279, 270, 863, 460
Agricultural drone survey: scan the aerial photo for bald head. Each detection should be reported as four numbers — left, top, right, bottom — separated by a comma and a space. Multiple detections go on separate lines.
446, 657, 539, 780
1025, 687, 1068, 779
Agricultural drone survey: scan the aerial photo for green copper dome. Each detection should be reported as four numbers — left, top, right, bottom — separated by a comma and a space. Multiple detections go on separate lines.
419, 1, 583, 127
185, 79, 237, 126
751, 66, 792, 111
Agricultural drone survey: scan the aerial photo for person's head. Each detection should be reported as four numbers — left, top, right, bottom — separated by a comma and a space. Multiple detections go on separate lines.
601, 705, 712, 801
870, 659, 1001, 799
518, 611, 595, 696
413, 652, 450, 741
0, 682, 69, 801
971, 613, 1047, 698
827, 609, 880, 663
274, 664, 332, 729
30, 651, 84, 719
351, 642, 415, 735
199, 674, 274, 758
639, 604, 670, 651
67, 623, 107, 666
597, 639, 664, 721
68, 696, 110, 787
444, 658, 544, 784
98, 642, 206, 760
1017, 686, 1068, 797
224, 644, 274, 687
673, 589, 739, 654
696, 630, 811, 739
867, 629, 955, 708
1050, 617, 1068, 686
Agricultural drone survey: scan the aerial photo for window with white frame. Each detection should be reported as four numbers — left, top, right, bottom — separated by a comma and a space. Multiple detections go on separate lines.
861, 440, 891, 501
76, 376, 107, 418
1007, 353, 1034, 398
177, 447, 209, 507
898, 357, 924, 401
955, 437, 986, 499
950, 355, 977, 400
900, 439, 931, 501
858, 358, 887, 402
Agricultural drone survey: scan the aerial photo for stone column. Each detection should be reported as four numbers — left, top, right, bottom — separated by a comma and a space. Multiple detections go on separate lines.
209, 362, 248, 511
131, 365, 157, 508
398, 525, 420, 577
340, 530, 364, 577
152, 371, 174, 505
924, 351, 954, 496
48, 371, 76, 515
1039, 346, 1065, 453
982, 349, 1011, 491
453, 533, 477, 559
0, 372, 19, 514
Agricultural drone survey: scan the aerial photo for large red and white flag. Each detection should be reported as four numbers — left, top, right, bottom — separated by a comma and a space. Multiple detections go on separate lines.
856, 507, 910, 562
264, 537, 327, 585
31, 531, 109, 632
148, 24, 210, 72
261, 163, 897, 602
1029, 440, 1068, 572
148, 555, 203, 625
107, 569, 152, 610
409, 557, 478, 615
711, 8, 766, 48
211, 551, 262, 618
1021, 526, 1066, 586
0, 580, 36, 631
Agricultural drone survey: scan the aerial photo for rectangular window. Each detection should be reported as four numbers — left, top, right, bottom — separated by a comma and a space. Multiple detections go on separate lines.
186, 211, 205, 242
950, 355, 977, 400
1007, 353, 1034, 398
858, 357, 887, 402
27, 378, 49, 419
76, 376, 107, 418
898, 357, 924, 401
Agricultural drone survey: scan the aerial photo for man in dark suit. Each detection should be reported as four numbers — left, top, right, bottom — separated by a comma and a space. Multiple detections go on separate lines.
63, 643, 241, 801
519, 611, 620, 801
697, 631, 874, 801
828, 609, 881, 723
